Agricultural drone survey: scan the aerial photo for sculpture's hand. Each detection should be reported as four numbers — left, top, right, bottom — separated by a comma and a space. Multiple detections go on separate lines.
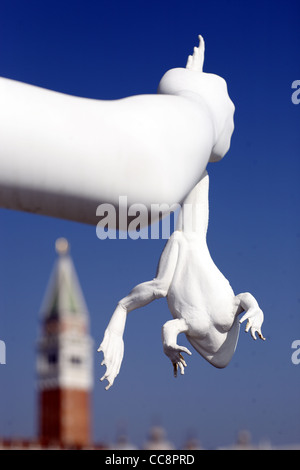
239, 307, 265, 341
162, 318, 191, 377
163, 343, 192, 377
98, 328, 124, 390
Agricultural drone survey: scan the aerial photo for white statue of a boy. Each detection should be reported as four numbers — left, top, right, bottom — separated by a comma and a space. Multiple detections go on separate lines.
98, 170, 265, 390
98, 37, 265, 389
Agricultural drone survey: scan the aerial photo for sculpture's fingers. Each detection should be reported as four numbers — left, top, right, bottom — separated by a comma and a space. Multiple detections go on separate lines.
105, 374, 116, 390
101, 375, 113, 390
250, 327, 257, 340
100, 370, 115, 390
179, 353, 187, 367
198, 35, 205, 52
173, 362, 178, 378
178, 361, 185, 375
239, 311, 250, 324
100, 371, 108, 382
178, 346, 192, 356
186, 55, 193, 68
258, 330, 266, 341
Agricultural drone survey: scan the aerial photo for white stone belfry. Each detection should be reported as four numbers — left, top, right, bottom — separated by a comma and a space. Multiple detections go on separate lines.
37, 238, 93, 447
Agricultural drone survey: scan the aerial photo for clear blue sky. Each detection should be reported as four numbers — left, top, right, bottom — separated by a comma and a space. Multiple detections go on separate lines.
0, 0, 299, 449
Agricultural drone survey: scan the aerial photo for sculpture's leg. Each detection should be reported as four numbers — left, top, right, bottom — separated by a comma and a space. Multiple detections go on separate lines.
236, 292, 265, 340
98, 233, 181, 389
162, 318, 192, 377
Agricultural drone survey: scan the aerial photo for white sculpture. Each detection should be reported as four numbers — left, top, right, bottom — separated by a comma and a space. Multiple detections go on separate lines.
98, 171, 265, 390
0, 33, 264, 388
97, 37, 265, 390
0, 36, 234, 228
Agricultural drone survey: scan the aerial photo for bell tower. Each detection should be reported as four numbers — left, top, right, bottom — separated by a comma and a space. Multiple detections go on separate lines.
37, 238, 93, 448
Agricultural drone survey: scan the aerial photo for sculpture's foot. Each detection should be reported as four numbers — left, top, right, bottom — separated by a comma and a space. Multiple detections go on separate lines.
97, 328, 124, 390
163, 343, 192, 377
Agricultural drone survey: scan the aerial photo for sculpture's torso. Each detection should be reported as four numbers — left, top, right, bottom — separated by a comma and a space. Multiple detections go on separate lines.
165, 174, 240, 367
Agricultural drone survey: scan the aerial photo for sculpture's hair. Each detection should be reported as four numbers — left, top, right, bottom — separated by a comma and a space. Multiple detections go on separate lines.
186, 35, 205, 72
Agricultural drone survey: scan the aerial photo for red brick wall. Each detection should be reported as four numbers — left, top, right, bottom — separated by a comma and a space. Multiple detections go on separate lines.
39, 388, 91, 447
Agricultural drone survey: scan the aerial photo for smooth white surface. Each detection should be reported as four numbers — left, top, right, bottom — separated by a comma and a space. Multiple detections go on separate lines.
0, 36, 234, 228
98, 172, 265, 390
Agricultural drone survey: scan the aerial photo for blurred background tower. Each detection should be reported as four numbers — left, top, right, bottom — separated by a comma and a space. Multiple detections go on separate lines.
36, 238, 93, 448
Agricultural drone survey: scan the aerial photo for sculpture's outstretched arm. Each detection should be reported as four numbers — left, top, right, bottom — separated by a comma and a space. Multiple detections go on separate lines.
236, 293, 265, 341
98, 233, 180, 389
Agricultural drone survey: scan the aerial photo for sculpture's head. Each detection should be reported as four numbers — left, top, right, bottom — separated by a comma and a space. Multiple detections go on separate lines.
157, 36, 235, 162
